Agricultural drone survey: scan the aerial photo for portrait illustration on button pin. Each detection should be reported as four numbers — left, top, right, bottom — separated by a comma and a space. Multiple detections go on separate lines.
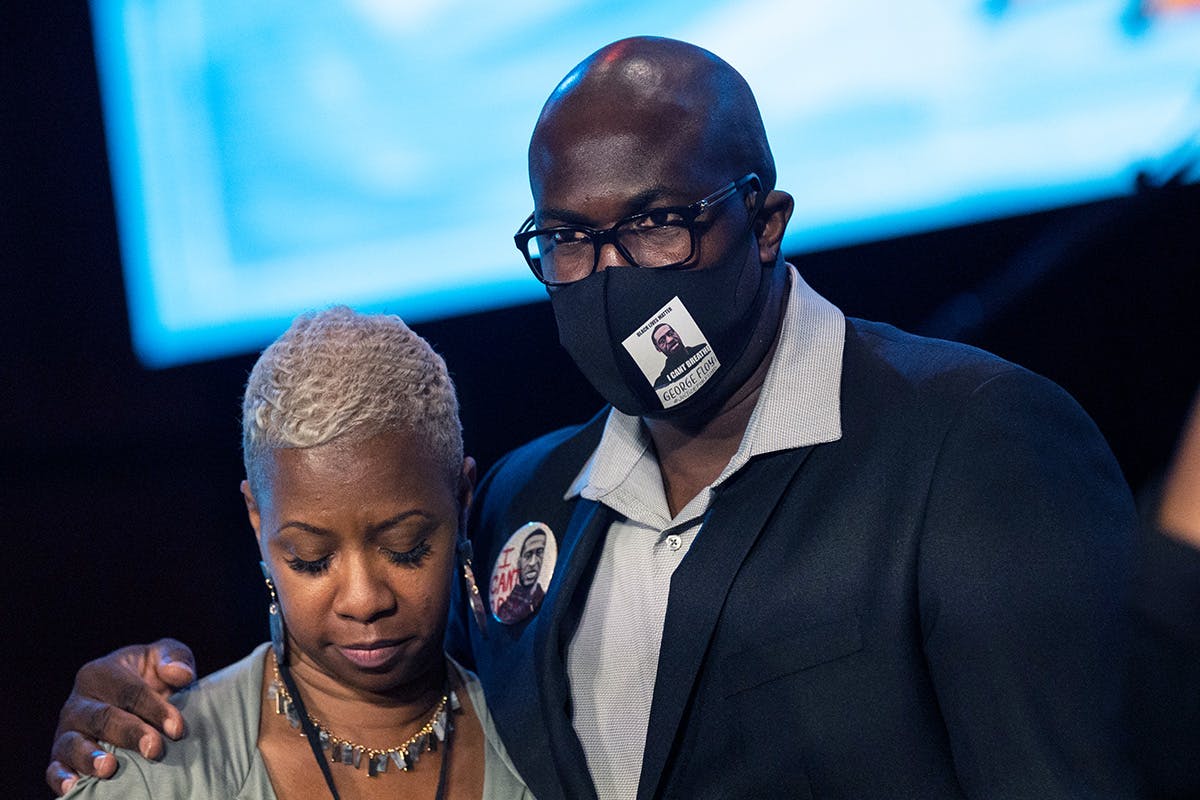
489, 522, 557, 624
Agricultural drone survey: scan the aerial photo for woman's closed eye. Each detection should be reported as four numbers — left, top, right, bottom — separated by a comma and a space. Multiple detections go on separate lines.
285, 553, 332, 575
283, 539, 432, 575
383, 539, 432, 567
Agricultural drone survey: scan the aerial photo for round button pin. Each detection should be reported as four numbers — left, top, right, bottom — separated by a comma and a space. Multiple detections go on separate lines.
489, 522, 557, 625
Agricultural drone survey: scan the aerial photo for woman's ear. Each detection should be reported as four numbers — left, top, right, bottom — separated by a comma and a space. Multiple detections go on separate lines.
241, 479, 263, 547
457, 457, 477, 532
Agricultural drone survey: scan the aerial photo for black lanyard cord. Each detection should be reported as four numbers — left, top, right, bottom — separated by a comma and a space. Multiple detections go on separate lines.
277, 659, 343, 800
434, 698, 453, 800
275, 659, 454, 800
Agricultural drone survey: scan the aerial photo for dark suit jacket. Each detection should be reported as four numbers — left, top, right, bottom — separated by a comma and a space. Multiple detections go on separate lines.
1127, 528, 1200, 798
448, 319, 1137, 800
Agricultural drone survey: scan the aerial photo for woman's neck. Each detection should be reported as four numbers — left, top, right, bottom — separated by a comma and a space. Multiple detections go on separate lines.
281, 650, 448, 745
258, 649, 483, 800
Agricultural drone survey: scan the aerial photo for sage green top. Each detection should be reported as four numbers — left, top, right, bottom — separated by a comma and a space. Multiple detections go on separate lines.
64, 643, 533, 800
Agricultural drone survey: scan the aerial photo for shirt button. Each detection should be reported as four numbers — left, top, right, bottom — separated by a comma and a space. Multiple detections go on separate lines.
667, 534, 682, 551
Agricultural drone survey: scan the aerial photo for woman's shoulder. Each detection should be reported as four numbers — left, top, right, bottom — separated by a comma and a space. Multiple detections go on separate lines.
447, 656, 536, 799
171, 641, 270, 734
64, 643, 276, 800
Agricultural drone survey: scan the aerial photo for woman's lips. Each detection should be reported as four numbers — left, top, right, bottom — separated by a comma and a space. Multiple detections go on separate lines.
337, 641, 404, 669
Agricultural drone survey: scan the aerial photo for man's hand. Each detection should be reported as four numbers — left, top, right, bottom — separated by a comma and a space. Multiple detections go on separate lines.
46, 639, 196, 796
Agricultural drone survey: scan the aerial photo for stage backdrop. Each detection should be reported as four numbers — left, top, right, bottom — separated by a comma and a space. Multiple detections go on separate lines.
90, 0, 1200, 365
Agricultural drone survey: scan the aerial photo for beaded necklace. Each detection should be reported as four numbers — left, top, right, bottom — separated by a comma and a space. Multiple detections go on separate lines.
269, 659, 457, 799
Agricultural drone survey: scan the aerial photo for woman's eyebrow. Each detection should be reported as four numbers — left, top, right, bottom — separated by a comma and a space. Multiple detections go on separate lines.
365, 509, 435, 537
276, 520, 332, 537
275, 510, 435, 538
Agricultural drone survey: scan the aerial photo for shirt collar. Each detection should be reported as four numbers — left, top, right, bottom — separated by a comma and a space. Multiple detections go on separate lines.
565, 265, 845, 510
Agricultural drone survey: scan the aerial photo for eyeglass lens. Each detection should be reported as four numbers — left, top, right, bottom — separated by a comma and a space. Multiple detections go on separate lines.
533, 219, 693, 283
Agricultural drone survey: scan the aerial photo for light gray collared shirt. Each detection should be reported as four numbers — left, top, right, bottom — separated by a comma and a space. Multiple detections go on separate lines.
563, 266, 846, 800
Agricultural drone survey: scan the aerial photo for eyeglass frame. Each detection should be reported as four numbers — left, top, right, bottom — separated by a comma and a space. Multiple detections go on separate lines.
514, 172, 763, 286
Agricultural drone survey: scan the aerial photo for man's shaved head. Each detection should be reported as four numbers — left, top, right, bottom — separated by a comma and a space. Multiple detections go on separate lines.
526, 37, 796, 424
529, 37, 776, 204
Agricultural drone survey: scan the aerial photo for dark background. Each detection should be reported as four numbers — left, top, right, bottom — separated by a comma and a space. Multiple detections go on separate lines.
4, 6, 1198, 798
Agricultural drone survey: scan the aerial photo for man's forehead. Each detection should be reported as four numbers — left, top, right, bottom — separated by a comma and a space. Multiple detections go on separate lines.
530, 78, 719, 193
534, 125, 700, 184
530, 134, 721, 224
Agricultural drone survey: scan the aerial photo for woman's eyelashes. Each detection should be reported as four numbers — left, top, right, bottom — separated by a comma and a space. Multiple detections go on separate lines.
282, 539, 432, 575
284, 553, 331, 574
384, 539, 432, 566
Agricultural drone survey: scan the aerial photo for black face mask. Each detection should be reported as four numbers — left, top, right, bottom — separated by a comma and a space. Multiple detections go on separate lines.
549, 254, 786, 419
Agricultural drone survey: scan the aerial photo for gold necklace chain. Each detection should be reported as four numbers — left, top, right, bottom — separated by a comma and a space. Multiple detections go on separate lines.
268, 660, 458, 777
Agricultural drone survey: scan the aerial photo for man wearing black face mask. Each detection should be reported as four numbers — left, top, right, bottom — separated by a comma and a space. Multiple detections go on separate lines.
473, 36, 1136, 800
468, 36, 1136, 800
47, 37, 1138, 800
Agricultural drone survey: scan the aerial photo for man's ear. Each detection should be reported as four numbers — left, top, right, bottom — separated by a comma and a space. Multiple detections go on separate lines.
754, 190, 794, 265
241, 479, 263, 547
458, 456, 477, 533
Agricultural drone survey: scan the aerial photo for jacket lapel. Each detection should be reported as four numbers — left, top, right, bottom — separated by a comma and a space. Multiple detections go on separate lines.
532, 495, 614, 800
636, 445, 814, 800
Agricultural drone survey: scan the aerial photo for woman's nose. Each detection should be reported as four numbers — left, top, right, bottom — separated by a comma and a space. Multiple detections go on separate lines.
332, 556, 397, 623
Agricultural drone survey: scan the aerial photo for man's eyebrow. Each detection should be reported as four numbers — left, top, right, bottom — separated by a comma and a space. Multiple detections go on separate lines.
537, 186, 676, 226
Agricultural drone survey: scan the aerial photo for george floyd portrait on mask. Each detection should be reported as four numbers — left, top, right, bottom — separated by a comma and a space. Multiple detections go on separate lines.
48, 37, 1141, 800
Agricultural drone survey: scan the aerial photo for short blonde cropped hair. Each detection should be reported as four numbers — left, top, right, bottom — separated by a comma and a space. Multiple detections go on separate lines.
242, 306, 462, 490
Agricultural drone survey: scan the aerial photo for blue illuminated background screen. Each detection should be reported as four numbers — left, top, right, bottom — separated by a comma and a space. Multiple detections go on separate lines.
90, 0, 1200, 367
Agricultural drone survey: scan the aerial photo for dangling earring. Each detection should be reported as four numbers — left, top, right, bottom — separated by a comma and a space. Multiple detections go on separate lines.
456, 538, 488, 638
260, 561, 288, 664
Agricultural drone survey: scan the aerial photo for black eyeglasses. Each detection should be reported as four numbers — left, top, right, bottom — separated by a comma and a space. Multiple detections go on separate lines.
514, 173, 761, 286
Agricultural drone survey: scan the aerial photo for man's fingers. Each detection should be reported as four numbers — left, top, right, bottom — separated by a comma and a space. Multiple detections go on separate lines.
45, 760, 80, 797
159, 702, 186, 740
149, 638, 197, 691
49, 730, 117, 783
59, 697, 164, 759
73, 652, 182, 737
47, 639, 195, 792
149, 642, 195, 737
113, 672, 184, 739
